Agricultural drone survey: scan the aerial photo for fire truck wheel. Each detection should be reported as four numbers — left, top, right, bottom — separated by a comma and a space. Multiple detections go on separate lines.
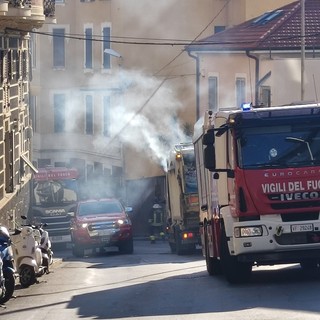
220, 229, 252, 284
72, 244, 85, 258
205, 232, 222, 276
175, 230, 185, 255
300, 260, 319, 270
169, 242, 176, 253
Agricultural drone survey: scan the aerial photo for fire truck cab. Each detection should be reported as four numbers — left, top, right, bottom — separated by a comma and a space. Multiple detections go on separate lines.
30, 167, 79, 245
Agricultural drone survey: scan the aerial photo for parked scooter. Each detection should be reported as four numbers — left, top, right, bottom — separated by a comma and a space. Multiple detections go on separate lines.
36, 223, 53, 273
11, 218, 47, 288
0, 226, 15, 304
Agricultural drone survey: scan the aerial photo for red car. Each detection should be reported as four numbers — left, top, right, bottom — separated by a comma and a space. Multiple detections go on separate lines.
69, 198, 133, 257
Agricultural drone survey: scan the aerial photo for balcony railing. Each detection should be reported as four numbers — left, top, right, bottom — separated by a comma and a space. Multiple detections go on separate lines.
43, 0, 55, 17
8, 0, 31, 7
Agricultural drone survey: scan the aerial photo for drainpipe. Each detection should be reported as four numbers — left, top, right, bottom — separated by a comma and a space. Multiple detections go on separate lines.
246, 51, 259, 106
187, 51, 200, 120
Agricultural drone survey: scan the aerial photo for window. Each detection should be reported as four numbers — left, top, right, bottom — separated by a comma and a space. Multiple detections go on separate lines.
29, 95, 37, 132
84, 27, 93, 69
38, 159, 51, 168
94, 162, 103, 177
260, 86, 271, 107
85, 95, 93, 135
103, 96, 110, 136
30, 33, 37, 69
214, 26, 226, 33
22, 50, 28, 80
102, 27, 111, 69
53, 28, 65, 68
4, 130, 14, 193
87, 164, 94, 180
208, 76, 218, 111
236, 77, 246, 108
54, 94, 65, 133
0, 50, 4, 83
8, 50, 19, 81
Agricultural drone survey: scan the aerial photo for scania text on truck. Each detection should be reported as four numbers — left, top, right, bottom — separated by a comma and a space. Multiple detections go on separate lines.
165, 143, 201, 254
193, 103, 320, 283
29, 167, 79, 245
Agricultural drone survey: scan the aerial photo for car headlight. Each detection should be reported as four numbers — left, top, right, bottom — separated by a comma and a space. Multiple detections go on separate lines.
116, 219, 130, 227
234, 226, 263, 238
77, 223, 88, 229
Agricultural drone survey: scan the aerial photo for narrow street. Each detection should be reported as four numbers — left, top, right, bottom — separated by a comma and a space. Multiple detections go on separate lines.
1, 240, 320, 320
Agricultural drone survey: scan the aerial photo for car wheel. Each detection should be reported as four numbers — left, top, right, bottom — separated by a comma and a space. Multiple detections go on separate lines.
119, 238, 134, 254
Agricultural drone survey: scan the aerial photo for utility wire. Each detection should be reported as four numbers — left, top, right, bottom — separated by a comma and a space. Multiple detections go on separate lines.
108, 0, 233, 143
153, 0, 232, 75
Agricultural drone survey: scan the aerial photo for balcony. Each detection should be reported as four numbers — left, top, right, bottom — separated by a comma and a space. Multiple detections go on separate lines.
0, 0, 55, 30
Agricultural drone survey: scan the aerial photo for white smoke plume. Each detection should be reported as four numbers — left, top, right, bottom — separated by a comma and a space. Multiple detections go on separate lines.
93, 69, 189, 170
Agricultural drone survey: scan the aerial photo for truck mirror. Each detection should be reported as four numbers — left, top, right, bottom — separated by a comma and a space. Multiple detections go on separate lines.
125, 206, 133, 215
203, 129, 215, 146
204, 145, 216, 171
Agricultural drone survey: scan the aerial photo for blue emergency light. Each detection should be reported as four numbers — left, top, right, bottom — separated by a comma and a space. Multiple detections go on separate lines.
241, 102, 252, 111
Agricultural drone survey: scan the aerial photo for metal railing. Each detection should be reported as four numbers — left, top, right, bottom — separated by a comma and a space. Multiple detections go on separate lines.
43, 0, 55, 17
8, 0, 55, 17
8, 0, 32, 7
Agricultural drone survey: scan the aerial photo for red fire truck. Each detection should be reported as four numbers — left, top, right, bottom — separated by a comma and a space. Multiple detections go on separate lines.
193, 103, 320, 283
29, 167, 79, 245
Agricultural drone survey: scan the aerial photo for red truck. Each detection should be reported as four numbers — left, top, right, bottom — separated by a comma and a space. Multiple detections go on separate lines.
69, 198, 134, 257
193, 103, 320, 283
30, 167, 79, 246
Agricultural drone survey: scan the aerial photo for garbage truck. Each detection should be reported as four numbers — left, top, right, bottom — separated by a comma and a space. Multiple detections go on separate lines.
165, 143, 201, 254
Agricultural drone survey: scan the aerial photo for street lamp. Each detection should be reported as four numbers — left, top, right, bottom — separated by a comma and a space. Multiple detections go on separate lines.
104, 48, 122, 58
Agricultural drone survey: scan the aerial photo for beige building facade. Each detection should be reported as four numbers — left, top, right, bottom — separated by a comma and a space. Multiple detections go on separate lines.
32, 0, 292, 233
0, 0, 55, 227
187, 0, 319, 117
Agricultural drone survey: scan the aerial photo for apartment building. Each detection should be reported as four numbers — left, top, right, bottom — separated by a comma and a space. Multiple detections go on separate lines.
187, 0, 319, 115
32, 0, 292, 235
0, 0, 55, 227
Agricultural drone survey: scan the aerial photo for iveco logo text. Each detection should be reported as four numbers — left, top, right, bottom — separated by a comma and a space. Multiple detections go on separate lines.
45, 209, 66, 214
264, 169, 320, 178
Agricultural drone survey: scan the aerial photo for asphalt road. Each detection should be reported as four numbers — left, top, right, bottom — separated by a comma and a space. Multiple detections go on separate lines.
1, 240, 320, 320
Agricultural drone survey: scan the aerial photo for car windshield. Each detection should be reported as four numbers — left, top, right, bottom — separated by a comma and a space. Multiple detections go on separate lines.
78, 201, 123, 216
238, 124, 320, 169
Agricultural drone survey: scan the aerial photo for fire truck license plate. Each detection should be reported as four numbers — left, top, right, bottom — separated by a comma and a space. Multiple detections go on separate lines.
291, 224, 313, 232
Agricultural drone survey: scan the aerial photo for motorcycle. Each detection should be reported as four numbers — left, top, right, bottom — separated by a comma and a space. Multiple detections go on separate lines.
11, 222, 47, 288
0, 226, 15, 304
